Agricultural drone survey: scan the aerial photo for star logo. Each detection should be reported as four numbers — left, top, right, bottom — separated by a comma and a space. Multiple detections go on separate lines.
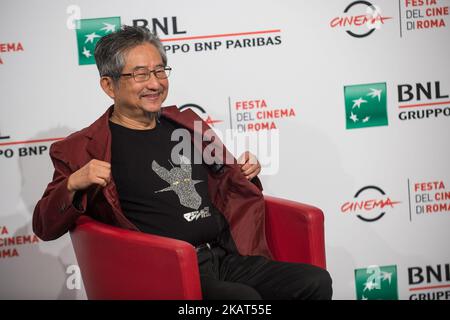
75, 17, 121, 65
344, 82, 388, 129
355, 265, 398, 300
82, 47, 92, 58
84, 32, 101, 44
349, 112, 358, 122
352, 97, 367, 109
367, 88, 382, 102
100, 23, 116, 33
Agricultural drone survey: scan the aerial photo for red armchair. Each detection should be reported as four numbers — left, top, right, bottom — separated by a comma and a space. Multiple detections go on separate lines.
70, 195, 326, 300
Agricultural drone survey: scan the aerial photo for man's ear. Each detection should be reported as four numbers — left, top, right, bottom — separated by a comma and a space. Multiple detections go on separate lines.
100, 76, 116, 99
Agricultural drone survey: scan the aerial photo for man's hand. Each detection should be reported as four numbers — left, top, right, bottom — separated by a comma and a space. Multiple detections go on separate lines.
237, 151, 261, 180
67, 159, 111, 193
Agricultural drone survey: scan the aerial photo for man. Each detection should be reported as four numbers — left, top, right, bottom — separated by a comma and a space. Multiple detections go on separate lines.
33, 25, 332, 300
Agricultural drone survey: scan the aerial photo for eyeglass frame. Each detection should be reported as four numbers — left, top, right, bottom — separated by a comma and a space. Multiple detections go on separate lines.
110, 66, 172, 82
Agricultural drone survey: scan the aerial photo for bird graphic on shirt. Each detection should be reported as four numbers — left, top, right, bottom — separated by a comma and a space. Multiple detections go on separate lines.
152, 154, 203, 210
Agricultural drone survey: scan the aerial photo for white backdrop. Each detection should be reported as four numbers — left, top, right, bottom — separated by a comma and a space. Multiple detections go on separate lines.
1, 0, 449, 299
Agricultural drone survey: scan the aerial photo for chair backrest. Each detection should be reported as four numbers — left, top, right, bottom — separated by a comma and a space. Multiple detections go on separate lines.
70, 215, 202, 300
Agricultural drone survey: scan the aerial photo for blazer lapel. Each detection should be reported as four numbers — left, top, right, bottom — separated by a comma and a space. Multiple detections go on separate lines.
84, 106, 137, 230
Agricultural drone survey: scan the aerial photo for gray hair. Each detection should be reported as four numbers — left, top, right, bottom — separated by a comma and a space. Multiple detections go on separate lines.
94, 25, 167, 82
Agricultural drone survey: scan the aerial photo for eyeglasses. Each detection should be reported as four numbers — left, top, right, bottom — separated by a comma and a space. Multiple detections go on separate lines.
119, 66, 172, 82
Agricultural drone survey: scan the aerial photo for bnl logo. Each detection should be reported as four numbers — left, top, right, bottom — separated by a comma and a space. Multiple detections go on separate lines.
75, 17, 121, 65
75, 16, 187, 65
344, 82, 388, 129
355, 265, 399, 300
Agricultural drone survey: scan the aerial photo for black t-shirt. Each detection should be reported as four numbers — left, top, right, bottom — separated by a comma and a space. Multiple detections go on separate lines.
109, 118, 223, 246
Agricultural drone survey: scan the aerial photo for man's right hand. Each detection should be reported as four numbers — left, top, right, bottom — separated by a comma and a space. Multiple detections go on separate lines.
67, 159, 111, 193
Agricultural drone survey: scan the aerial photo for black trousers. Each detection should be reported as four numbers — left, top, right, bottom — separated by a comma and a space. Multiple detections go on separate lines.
197, 245, 333, 300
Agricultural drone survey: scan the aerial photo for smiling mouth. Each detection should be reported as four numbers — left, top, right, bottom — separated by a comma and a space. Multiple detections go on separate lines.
141, 92, 160, 100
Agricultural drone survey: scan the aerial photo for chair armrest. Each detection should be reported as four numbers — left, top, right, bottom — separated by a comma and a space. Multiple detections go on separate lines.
70, 216, 202, 300
264, 196, 326, 269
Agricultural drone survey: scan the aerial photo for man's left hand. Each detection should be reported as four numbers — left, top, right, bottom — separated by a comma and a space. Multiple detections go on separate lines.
238, 151, 261, 180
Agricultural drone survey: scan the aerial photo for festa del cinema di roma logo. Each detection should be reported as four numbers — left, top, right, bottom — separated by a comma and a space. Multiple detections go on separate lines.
344, 82, 389, 129
355, 265, 399, 300
341, 185, 401, 222
179, 104, 223, 127
330, 0, 392, 38
0, 42, 24, 65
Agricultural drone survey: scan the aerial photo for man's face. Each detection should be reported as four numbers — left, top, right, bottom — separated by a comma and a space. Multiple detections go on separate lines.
113, 43, 169, 114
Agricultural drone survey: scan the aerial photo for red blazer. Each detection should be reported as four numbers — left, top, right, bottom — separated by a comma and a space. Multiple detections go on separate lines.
33, 106, 272, 259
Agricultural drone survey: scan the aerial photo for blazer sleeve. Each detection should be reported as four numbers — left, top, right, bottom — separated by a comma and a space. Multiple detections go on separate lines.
32, 144, 87, 241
